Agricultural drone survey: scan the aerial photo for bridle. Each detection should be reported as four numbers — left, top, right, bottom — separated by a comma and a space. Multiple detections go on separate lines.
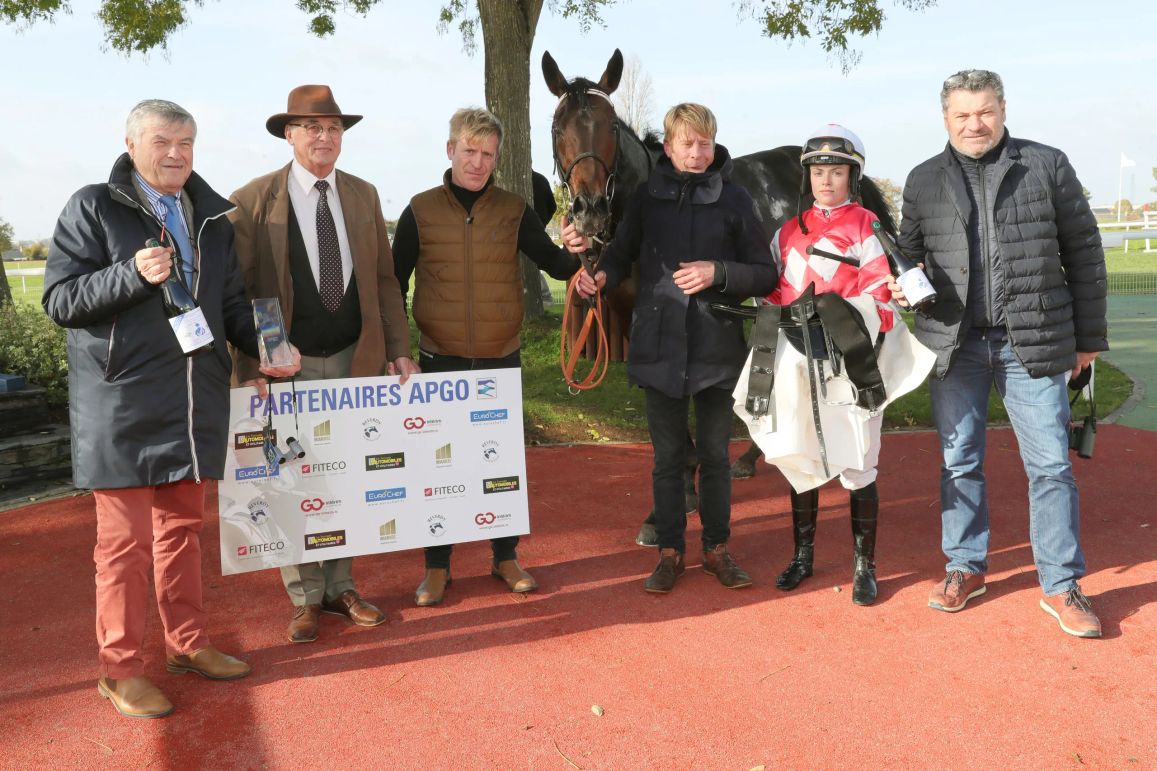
551, 87, 620, 239
551, 86, 621, 392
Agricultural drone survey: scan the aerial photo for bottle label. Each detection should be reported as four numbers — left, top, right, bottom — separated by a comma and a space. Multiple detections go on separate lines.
169, 307, 215, 354
898, 269, 937, 307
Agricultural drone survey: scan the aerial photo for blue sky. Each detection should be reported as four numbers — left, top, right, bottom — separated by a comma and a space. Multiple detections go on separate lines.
3, 0, 1155, 240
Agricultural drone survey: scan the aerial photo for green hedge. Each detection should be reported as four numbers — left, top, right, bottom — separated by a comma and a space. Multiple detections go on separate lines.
0, 301, 68, 408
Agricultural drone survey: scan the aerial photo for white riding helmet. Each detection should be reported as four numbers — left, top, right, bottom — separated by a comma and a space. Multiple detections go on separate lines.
800, 124, 866, 170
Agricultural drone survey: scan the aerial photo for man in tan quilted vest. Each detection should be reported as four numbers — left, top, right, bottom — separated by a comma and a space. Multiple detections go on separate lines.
392, 107, 586, 606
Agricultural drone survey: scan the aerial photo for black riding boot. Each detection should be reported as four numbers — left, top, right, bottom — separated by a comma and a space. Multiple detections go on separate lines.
776, 487, 819, 591
850, 483, 879, 606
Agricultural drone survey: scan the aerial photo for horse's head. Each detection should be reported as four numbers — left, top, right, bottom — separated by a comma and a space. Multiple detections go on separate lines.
542, 48, 624, 240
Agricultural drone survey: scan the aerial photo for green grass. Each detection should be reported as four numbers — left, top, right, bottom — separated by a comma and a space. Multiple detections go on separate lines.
1104, 245, 1157, 272
517, 308, 1131, 444
3, 259, 45, 304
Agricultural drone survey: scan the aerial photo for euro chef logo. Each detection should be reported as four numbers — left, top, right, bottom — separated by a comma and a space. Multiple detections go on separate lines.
304, 530, 346, 551
365, 452, 405, 471
470, 409, 508, 424
365, 487, 406, 504
483, 475, 520, 494
236, 464, 279, 481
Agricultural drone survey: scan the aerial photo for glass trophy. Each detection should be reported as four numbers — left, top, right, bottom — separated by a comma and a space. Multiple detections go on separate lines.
252, 298, 294, 368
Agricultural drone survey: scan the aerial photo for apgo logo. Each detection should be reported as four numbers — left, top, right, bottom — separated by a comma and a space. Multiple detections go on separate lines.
476, 377, 497, 399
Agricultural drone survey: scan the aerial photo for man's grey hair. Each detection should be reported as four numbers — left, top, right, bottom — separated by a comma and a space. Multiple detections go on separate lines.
940, 70, 1005, 111
125, 99, 197, 142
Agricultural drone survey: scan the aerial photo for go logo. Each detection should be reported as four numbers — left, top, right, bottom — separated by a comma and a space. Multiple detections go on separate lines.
475, 512, 496, 525
403, 417, 426, 430
300, 498, 325, 512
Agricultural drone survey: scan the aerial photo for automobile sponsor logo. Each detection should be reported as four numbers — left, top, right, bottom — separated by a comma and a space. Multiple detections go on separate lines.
366, 452, 405, 471
483, 475, 520, 494
304, 530, 346, 550
234, 430, 267, 449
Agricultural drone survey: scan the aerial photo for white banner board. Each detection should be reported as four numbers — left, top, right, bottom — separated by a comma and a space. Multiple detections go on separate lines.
218, 368, 529, 575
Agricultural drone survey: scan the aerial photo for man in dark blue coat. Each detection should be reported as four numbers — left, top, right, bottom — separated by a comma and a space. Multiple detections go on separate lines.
577, 103, 777, 593
896, 70, 1108, 638
43, 99, 299, 718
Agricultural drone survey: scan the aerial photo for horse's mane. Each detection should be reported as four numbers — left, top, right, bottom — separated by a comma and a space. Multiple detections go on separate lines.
640, 130, 662, 152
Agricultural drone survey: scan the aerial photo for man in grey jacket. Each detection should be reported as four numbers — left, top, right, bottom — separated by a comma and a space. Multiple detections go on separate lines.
897, 70, 1108, 637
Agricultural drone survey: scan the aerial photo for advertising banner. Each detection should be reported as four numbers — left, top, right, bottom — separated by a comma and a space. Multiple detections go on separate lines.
218, 368, 528, 575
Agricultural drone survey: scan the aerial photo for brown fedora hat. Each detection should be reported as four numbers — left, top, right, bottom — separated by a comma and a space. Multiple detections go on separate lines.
266, 84, 363, 137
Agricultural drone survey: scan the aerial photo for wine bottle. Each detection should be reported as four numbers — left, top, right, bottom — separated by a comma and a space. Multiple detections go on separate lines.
871, 221, 937, 312
146, 238, 215, 355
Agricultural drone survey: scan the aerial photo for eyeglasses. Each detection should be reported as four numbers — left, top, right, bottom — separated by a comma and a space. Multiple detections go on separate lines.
288, 123, 344, 139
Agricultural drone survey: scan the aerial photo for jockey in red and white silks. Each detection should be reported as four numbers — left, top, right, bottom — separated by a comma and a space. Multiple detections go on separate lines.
733, 200, 936, 493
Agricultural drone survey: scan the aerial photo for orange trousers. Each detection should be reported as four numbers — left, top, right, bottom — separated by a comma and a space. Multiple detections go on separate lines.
92, 481, 211, 678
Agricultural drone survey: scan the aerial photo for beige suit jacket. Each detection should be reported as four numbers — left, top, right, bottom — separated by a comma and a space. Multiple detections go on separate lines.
229, 163, 411, 382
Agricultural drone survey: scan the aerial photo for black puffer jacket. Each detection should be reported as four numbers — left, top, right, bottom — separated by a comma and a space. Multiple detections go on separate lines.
898, 132, 1108, 378
601, 146, 777, 398
43, 153, 259, 489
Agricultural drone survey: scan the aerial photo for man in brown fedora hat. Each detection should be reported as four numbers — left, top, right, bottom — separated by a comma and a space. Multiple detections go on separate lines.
230, 84, 419, 643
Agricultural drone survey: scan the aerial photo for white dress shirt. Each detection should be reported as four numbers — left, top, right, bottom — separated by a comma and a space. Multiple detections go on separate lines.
287, 160, 354, 292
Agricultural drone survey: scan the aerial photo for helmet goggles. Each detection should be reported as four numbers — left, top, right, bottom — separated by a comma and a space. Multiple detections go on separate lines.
801, 135, 864, 168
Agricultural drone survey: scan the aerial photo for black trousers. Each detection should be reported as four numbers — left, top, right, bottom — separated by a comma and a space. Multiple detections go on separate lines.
419, 349, 522, 570
644, 385, 734, 554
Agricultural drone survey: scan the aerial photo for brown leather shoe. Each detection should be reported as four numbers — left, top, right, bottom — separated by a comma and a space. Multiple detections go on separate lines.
287, 603, 322, 643
644, 548, 685, 593
166, 646, 251, 680
1040, 584, 1102, 638
701, 543, 753, 588
97, 676, 173, 719
415, 568, 451, 606
322, 590, 386, 627
928, 570, 986, 612
491, 559, 538, 593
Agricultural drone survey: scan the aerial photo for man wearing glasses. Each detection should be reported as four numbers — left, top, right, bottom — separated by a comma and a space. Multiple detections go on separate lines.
230, 85, 419, 644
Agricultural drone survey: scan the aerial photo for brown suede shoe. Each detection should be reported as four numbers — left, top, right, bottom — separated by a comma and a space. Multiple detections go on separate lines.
928, 570, 986, 612
644, 548, 685, 593
166, 646, 251, 680
322, 590, 386, 627
287, 603, 322, 643
97, 676, 173, 719
1040, 584, 1102, 638
491, 559, 538, 593
702, 543, 753, 588
415, 568, 451, 606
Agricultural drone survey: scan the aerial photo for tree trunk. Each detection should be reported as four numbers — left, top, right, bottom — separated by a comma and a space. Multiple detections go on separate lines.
477, 0, 545, 320
0, 260, 12, 307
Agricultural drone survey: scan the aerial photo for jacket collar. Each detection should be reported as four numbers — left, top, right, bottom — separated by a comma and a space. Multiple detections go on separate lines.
649, 144, 733, 205
935, 129, 1021, 226
107, 152, 233, 224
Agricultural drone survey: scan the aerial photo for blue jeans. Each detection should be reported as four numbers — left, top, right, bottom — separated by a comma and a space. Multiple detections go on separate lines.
644, 386, 734, 553
929, 327, 1085, 595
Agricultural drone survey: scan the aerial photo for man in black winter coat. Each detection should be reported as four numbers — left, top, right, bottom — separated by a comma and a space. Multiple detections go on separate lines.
895, 70, 1108, 638
43, 99, 299, 718
576, 103, 777, 594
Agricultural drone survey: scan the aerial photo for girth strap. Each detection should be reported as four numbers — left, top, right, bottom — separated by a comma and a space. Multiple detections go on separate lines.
813, 292, 888, 411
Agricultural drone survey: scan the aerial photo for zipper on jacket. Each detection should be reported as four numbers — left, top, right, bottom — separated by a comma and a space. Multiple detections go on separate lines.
465, 214, 475, 354
978, 165, 993, 324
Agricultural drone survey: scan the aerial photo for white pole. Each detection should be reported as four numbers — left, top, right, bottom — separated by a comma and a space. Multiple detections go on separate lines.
1117, 158, 1123, 223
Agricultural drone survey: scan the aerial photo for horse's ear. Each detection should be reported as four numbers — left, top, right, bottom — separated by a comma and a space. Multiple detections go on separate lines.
542, 51, 568, 97
598, 49, 624, 95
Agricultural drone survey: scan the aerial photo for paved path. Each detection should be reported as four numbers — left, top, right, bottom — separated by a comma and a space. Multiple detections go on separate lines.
1104, 295, 1157, 430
